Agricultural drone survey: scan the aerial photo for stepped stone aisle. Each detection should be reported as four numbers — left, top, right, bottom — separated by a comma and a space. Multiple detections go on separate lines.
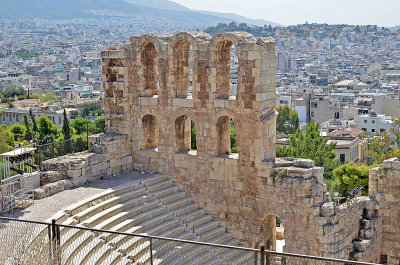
48, 174, 254, 265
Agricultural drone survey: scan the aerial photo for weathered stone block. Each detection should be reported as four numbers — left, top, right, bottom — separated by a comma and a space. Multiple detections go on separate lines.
321, 202, 335, 217
40, 171, 62, 185
292, 158, 315, 168
67, 169, 82, 179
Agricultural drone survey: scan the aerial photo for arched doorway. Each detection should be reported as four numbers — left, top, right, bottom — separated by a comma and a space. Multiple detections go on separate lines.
260, 214, 285, 252
175, 115, 197, 153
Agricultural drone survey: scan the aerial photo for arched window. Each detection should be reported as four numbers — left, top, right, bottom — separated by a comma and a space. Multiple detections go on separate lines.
172, 40, 192, 98
215, 40, 237, 99
141, 42, 158, 96
175, 115, 196, 153
216, 116, 230, 155
216, 116, 238, 156
142, 115, 158, 150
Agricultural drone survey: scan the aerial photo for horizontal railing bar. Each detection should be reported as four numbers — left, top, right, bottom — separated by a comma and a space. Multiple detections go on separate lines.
0, 216, 381, 265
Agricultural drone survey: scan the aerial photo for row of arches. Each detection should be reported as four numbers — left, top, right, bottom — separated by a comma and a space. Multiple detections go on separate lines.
141, 114, 238, 155
140, 39, 238, 99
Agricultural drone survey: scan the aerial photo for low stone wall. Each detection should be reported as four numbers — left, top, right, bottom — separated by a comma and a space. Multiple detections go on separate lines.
134, 152, 383, 262
369, 158, 400, 265
33, 133, 133, 199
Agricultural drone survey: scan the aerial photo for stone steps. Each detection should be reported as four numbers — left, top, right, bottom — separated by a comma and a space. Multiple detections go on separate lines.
51, 174, 252, 264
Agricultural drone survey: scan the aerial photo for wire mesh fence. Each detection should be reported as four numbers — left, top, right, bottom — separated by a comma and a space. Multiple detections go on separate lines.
0, 218, 51, 265
0, 217, 382, 265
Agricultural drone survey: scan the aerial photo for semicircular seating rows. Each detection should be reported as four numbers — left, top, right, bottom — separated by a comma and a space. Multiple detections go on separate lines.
48, 174, 254, 265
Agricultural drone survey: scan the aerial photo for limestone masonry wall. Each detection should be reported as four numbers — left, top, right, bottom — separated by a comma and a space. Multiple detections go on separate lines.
369, 158, 400, 265
98, 31, 385, 261
35, 31, 399, 263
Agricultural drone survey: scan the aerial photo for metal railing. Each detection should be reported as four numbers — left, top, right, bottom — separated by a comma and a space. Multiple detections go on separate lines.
0, 217, 381, 265
34, 137, 89, 170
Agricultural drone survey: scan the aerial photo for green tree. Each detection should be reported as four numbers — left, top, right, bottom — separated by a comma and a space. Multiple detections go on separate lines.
71, 117, 88, 135
40, 92, 60, 102
390, 115, 400, 147
37, 115, 58, 143
230, 121, 238, 153
14, 49, 40, 60
191, 120, 197, 150
23, 114, 33, 141
0, 85, 25, 99
94, 116, 105, 134
10, 124, 26, 141
62, 109, 73, 154
0, 131, 13, 153
367, 131, 400, 165
276, 121, 340, 179
29, 108, 39, 137
0, 126, 14, 153
276, 105, 299, 134
332, 162, 370, 196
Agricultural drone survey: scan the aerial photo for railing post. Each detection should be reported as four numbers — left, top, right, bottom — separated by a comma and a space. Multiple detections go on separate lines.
47, 223, 53, 262
266, 251, 270, 265
51, 219, 61, 265
150, 237, 154, 265
260, 246, 265, 265
254, 251, 258, 265
86, 120, 89, 150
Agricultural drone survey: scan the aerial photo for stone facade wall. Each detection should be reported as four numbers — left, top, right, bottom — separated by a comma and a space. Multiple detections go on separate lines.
33, 31, 398, 263
370, 158, 400, 265
97, 31, 385, 262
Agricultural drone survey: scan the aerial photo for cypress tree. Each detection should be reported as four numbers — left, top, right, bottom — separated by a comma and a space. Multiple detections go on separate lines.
29, 108, 39, 136
62, 108, 73, 154
23, 114, 33, 141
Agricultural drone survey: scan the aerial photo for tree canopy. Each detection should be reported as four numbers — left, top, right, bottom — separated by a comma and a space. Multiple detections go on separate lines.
332, 162, 370, 196
37, 115, 59, 143
0, 85, 26, 99
39, 92, 60, 102
276, 121, 340, 179
367, 115, 400, 165
276, 105, 299, 134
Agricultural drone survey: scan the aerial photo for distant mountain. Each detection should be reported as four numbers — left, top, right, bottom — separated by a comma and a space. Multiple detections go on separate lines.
125, 0, 278, 26
0, 0, 278, 27
198, 11, 279, 27
125, 0, 190, 12
390, 25, 400, 31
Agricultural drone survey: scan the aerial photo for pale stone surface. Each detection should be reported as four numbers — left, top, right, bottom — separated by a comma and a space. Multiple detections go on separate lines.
29, 31, 399, 264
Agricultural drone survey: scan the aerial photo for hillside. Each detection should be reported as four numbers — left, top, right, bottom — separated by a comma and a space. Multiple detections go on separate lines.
0, 0, 277, 27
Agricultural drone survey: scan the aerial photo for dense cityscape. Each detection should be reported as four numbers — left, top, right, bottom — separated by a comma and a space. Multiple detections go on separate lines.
2, 20, 400, 165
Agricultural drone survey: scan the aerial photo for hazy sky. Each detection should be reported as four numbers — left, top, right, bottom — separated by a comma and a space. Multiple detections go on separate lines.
172, 0, 400, 27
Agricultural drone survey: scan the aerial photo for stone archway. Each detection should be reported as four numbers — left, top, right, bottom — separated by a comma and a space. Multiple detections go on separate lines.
141, 41, 158, 95
260, 214, 277, 251
172, 39, 192, 98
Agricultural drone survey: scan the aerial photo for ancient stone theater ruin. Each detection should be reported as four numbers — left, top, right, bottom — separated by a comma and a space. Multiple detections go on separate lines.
31, 32, 400, 264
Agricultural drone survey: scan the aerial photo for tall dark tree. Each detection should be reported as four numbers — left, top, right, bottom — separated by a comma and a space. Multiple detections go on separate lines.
29, 108, 39, 136
23, 114, 33, 141
62, 109, 73, 154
